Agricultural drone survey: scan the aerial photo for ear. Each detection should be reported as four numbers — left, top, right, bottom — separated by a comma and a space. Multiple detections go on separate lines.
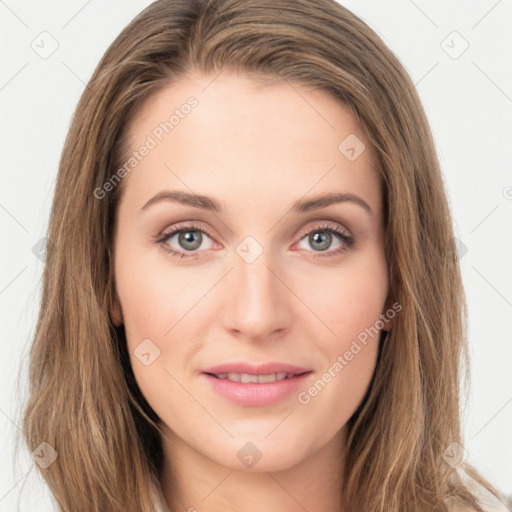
111, 294, 123, 326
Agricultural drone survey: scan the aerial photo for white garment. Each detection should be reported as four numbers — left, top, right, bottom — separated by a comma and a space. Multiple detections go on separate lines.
446, 466, 511, 512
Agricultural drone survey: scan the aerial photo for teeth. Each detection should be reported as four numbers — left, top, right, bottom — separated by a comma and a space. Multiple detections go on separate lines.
240, 373, 258, 383
214, 372, 297, 383
258, 373, 280, 383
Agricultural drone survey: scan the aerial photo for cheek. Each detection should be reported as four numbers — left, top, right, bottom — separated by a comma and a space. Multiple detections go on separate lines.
295, 253, 388, 410
115, 245, 207, 343
114, 248, 211, 397
300, 255, 388, 346
116, 262, 196, 419
295, 263, 387, 429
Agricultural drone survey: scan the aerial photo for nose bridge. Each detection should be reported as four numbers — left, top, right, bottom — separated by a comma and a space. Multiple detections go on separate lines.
222, 238, 291, 340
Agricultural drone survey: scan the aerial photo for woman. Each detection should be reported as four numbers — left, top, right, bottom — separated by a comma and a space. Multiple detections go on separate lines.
21, 0, 508, 510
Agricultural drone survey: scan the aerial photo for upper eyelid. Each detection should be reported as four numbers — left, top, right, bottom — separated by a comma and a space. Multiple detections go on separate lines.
295, 221, 351, 239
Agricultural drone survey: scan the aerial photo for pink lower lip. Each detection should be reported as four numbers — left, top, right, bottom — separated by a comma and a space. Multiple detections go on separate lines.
201, 372, 312, 407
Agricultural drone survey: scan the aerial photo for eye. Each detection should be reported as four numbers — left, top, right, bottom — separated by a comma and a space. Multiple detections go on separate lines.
156, 222, 216, 259
294, 222, 354, 258
155, 221, 354, 260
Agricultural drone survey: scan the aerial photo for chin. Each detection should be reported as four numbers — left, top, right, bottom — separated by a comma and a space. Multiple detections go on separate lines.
207, 435, 310, 473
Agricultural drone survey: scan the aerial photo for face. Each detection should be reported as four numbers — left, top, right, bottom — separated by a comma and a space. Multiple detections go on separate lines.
111, 70, 391, 473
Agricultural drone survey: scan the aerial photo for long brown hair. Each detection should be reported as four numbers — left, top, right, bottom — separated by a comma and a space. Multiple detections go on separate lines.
19, 0, 505, 510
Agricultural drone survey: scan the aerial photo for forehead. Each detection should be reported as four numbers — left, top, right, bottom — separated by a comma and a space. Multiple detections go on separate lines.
119, 70, 381, 218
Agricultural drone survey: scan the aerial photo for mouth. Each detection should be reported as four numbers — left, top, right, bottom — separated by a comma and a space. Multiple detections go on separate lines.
204, 371, 311, 383
200, 362, 313, 406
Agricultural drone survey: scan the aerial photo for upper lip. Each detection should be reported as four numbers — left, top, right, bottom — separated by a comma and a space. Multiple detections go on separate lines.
202, 362, 312, 376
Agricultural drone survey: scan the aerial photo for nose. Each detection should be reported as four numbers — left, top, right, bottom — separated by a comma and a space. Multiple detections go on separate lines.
221, 246, 293, 342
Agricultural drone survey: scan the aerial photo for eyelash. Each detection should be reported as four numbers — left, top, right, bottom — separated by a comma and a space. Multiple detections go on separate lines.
155, 221, 355, 260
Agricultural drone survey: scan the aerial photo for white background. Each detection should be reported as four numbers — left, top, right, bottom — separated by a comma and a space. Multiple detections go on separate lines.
1, 1, 511, 510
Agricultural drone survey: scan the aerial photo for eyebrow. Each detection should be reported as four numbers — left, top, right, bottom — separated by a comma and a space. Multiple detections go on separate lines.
140, 190, 373, 215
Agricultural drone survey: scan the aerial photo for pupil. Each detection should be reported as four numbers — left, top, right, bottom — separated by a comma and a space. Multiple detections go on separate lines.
179, 230, 201, 250
311, 231, 331, 251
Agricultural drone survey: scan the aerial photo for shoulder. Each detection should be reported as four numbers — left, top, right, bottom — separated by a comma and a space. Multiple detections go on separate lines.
447, 500, 511, 512
446, 469, 511, 512
446, 501, 509, 512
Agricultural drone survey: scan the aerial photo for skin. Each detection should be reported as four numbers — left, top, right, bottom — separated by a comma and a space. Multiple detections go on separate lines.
111, 70, 393, 512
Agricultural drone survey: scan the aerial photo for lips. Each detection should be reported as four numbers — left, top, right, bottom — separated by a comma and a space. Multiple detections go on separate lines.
200, 362, 313, 406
